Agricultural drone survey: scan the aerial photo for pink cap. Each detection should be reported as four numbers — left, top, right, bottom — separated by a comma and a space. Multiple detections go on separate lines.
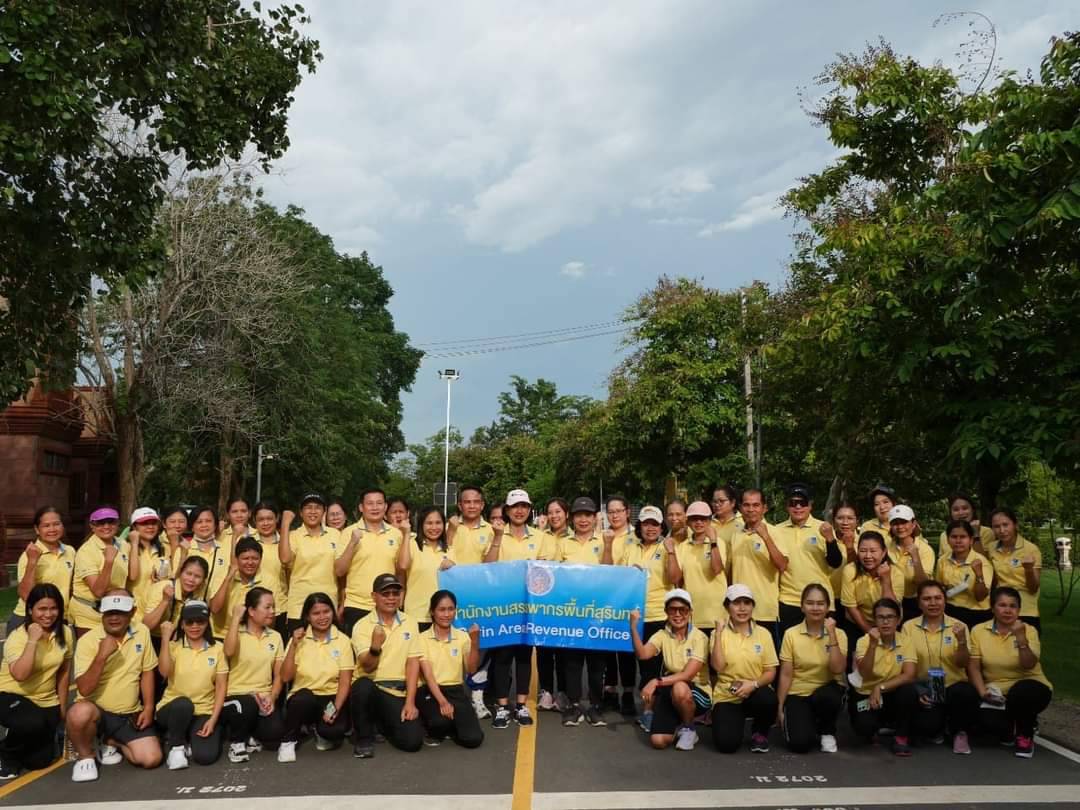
89, 507, 120, 522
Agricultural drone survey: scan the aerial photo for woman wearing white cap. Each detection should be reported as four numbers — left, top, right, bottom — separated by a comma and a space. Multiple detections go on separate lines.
69, 507, 140, 636
156, 600, 229, 769
675, 502, 728, 640
886, 505, 935, 623
628, 589, 710, 751
129, 507, 170, 623
710, 584, 779, 754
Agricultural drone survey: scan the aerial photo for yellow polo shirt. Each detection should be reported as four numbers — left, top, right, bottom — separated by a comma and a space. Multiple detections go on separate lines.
556, 534, 605, 565
712, 623, 778, 704
222, 572, 272, 626
538, 529, 569, 561
286, 628, 354, 696
130, 541, 169, 622
779, 622, 848, 696
492, 527, 544, 562
939, 525, 996, 551
675, 539, 728, 625
711, 514, 744, 539
254, 535, 288, 615
144, 578, 198, 636
900, 619, 968, 687
935, 552, 991, 611
987, 537, 1042, 617
171, 541, 230, 606
404, 543, 453, 619
158, 638, 229, 715
969, 621, 1051, 694
74, 623, 158, 714
776, 518, 836, 606
217, 525, 252, 557
70, 536, 132, 630
886, 538, 936, 599
853, 633, 915, 695
840, 562, 906, 623
227, 627, 284, 695
13, 540, 75, 616
419, 626, 472, 687
620, 541, 674, 622
859, 519, 891, 543
284, 526, 344, 619
351, 611, 423, 697
0, 624, 74, 707
449, 520, 493, 566
341, 521, 401, 611
646, 625, 710, 689
728, 523, 784, 622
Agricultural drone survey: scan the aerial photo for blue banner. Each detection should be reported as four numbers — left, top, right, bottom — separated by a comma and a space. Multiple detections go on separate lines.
438, 561, 647, 652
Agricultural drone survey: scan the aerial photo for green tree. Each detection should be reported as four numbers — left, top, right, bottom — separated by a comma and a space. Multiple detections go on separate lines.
1, 1, 320, 404
473, 376, 593, 445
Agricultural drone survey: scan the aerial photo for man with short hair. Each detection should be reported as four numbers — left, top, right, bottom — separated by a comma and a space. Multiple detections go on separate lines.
729, 489, 789, 645
337, 489, 402, 634
773, 483, 843, 636
446, 486, 491, 566
66, 590, 162, 782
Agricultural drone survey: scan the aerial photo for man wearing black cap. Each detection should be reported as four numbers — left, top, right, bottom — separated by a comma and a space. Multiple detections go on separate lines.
349, 574, 424, 758
279, 495, 343, 635
774, 484, 843, 636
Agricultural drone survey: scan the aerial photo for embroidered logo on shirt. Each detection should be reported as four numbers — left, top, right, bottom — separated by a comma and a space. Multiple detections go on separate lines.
944, 636, 953, 645
754, 644, 762, 653
403, 632, 412, 640
809, 537, 818, 545
478, 535, 488, 545
267, 643, 276, 652
895, 654, 904, 662
135, 643, 143, 653
208, 657, 216, 666
1010, 559, 1020, 567
754, 542, 762, 552
451, 648, 459, 657
331, 649, 341, 658
65, 561, 73, 569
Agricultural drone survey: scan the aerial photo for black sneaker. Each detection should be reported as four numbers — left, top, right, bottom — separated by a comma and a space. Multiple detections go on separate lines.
352, 742, 374, 759
0, 759, 18, 781
492, 705, 512, 729
620, 692, 637, 716
514, 703, 533, 726
562, 704, 584, 726
601, 691, 619, 712
585, 705, 607, 727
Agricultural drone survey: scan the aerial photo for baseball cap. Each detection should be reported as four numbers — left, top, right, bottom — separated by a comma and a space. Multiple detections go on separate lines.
130, 507, 160, 524
180, 600, 211, 622
300, 492, 326, 507
373, 573, 403, 593
99, 594, 134, 613
785, 483, 813, 501
570, 496, 598, 514
637, 505, 663, 524
725, 584, 755, 603
89, 507, 120, 523
888, 504, 915, 523
664, 588, 693, 609
686, 501, 712, 519
506, 489, 532, 507
870, 484, 897, 501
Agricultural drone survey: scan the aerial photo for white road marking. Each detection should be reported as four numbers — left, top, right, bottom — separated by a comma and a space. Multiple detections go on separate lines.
1037, 734, 1080, 766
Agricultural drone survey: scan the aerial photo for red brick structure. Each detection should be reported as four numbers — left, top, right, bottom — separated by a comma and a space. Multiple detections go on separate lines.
0, 384, 116, 578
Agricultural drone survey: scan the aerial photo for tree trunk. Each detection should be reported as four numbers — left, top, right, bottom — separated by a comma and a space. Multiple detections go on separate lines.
217, 431, 236, 515
976, 460, 1004, 523
823, 474, 844, 521
116, 410, 145, 518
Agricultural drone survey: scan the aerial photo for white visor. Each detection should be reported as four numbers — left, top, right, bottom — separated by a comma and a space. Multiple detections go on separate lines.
99, 595, 134, 613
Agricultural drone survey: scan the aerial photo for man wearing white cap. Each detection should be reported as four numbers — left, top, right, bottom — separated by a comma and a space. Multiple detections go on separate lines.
66, 589, 162, 782
484, 489, 540, 729
886, 504, 935, 622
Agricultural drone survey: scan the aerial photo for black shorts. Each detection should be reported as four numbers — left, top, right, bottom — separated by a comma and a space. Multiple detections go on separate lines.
99, 709, 158, 745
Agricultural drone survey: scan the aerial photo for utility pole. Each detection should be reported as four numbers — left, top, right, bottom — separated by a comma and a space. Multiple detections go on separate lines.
438, 369, 461, 516
255, 444, 275, 502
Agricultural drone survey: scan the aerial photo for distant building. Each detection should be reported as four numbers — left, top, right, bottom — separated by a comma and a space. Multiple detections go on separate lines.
0, 383, 116, 577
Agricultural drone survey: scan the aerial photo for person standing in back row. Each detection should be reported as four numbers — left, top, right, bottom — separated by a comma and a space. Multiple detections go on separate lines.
279, 494, 343, 636
336, 489, 403, 634
604, 495, 639, 715
728, 490, 788, 646
774, 484, 843, 636
446, 486, 492, 566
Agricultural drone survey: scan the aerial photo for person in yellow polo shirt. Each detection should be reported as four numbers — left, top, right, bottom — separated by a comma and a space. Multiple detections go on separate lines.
859, 484, 896, 544
606, 495, 646, 715
70, 507, 140, 634
967, 586, 1053, 758
900, 580, 980, 754
218, 497, 252, 556
777, 584, 847, 754
279, 494, 344, 635
728, 489, 788, 646
66, 590, 162, 783
127, 508, 171, 625
709, 584, 779, 754
988, 508, 1042, 633
350, 574, 424, 757
775, 483, 844, 636
171, 506, 230, 627
629, 589, 711, 751
413, 589, 484, 748
829, 500, 860, 601
278, 592, 354, 763
665, 499, 688, 544
536, 497, 573, 712
850, 598, 918, 756
0, 584, 72, 778
251, 501, 288, 636
221, 587, 285, 763
676, 501, 728, 635
885, 505, 935, 622
398, 506, 456, 630
709, 484, 743, 539
9, 506, 74, 636
155, 601, 228, 769
209, 538, 272, 637
840, 532, 905, 657
337, 488, 403, 634
141, 556, 209, 646
942, 493, 995, 554
446, 485, 492, 565
935, 521, 991, 627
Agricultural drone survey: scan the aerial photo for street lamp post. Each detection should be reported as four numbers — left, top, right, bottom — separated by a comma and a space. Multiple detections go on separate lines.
437, 369, 461, 516
255, 444, 276, 503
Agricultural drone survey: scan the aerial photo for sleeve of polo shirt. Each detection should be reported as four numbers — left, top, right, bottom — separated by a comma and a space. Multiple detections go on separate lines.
330, 529, 346, 559
854, 634, 870, 662
689, 632, 708, 663
779, 629, 794, 663
835, 628, 849, 657
919, 543, 936, 573
338, 641, 356, 670
897, 636, 917, 664
461, 633, 472, 661
1026, 626, 1042, 658
139, 633, 158, 672
1029, 543, 1043, 571
352, 621, 373, 656
272, 633, 285, 662
645, 630, 664, 650
406, 629, 424, 659
214, 646, 230, 675
15, 551, 29, 589
74, 634, 98, 677
3, 630, 26, 665
73, 545, 101, 580
760, 631, 779, 668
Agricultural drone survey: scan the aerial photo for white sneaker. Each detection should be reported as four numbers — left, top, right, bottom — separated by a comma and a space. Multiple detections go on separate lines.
820, 734, 838, 753
228, 742, 250, 763
166, 745, 189, 771
674, 726, 699, 751
472, 691, 492, 720
277, 740, 297, 763
97, 744, 123, 765
246, 736, 263, 753
72, 758, 99, 782
537, 689, 556, 711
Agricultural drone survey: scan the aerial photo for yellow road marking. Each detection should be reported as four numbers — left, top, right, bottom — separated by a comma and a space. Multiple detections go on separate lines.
0, 756, 66, 800
510, 650, 539, 810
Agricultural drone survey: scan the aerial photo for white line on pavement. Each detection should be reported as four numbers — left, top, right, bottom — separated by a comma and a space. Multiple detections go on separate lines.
1037, 734, 1080, 766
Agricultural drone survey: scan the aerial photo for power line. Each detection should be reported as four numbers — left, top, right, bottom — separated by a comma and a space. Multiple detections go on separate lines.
423, 326, 633, 359
414, 318, 640, 349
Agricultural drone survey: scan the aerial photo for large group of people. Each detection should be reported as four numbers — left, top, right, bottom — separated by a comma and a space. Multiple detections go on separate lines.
0, 482, 1054, 784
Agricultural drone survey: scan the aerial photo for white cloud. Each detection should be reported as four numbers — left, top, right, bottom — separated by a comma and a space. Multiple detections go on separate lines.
560, 261, 587, 279
698, 188, 788, 237
648, 216, 705, 227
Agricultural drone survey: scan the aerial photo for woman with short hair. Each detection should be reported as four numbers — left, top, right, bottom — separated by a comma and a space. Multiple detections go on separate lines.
10, 507, 74, 636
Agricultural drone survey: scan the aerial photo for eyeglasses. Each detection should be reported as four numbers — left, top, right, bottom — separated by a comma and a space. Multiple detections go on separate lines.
665, 606, 690, 615
787, 499, 809, 508
712, 497, 730, 504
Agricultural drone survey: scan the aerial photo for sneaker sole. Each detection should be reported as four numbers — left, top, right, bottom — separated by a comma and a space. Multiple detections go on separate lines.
1015, 750, 1034, 758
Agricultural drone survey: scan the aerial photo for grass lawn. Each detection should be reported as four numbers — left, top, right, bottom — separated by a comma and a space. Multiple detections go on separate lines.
1038, 571, 1080, 704
0, 586, 16, 623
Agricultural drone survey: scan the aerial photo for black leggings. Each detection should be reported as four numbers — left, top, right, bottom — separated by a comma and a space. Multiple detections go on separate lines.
782, 682, 845, 753
945, 604, 991, 628
848, 682, 919, 740
417, 685, 483, 748
537, 647, 566, 694
978, 679, 1052, 739
221, 694, 284, 748
349, 678, 423, 751
909, 681, 980, 738
562, 650, 606, 706
155, 697, 222, 765
0, 693, 60, 770
711, 687, 778, 753
283, 688, 348, 744
492, 645, 532, 701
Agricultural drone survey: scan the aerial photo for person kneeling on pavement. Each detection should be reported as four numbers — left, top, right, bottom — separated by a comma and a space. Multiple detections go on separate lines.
628, 588, 711, 751
66, 590, 162, 782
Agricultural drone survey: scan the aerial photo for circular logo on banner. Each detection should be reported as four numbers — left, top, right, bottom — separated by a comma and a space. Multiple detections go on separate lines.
527, 565, 555, 597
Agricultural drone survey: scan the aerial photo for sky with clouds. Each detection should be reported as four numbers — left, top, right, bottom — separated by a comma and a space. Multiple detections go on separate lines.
261, 0, 1074, 447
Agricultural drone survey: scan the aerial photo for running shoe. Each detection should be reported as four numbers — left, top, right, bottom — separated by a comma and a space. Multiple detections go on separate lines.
246, 736, 263, 753
97, 744, 123, 766
0, 760, 18, 780
71, 758, 99, 783
277, 741, 297, 763
892, 736, 913, 757
674, 726, 698, 751
585, 705, 607, 727
472, 691, 492, 720
492, 705, 512, 729
423, 736, 442, 747
514, 703, 534, 726
952, 732, 971, 755
352, 742, 374, 759
314, 732, 336, 751
538, 689, 556, 711
1015, 735, 1035, 758
820, 734, 838, 753
750, 733, 770, 753
562, 704, 584, 726
228, 742, 250, 763
637, 711, 653, 732
166, 745, 189, 770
